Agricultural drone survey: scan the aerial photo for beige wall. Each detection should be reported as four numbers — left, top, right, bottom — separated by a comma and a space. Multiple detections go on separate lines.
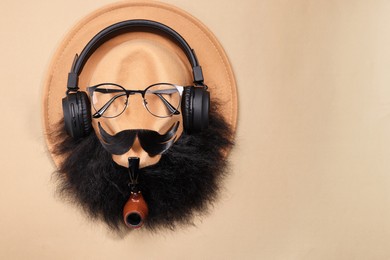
1, 0, 390, 259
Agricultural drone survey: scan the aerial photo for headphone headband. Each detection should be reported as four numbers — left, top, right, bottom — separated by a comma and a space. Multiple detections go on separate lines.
67, 19, 204, 90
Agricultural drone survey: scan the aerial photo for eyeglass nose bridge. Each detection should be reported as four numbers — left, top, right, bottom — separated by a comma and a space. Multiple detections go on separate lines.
125, 89, 146, 97
123, 90, 149, 113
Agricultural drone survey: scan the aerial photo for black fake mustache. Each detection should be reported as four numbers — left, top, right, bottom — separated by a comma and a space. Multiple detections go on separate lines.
98, 121, 179, 157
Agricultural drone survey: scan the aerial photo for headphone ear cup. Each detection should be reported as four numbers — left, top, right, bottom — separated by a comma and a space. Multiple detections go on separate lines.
181, 87, 193, 134
181, 86, 209, 134
62, 91, 91, 139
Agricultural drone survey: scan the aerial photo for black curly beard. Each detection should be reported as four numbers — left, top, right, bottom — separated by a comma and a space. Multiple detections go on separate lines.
51, 103, 233, 232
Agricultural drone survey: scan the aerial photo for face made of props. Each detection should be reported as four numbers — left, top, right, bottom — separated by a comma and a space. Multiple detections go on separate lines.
86, 39, 190, 168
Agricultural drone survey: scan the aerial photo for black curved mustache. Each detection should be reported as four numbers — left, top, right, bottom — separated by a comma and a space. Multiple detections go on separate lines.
98, 122, 179, 157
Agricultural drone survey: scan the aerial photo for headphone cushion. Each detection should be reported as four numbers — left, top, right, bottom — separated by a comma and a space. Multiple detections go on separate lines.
181, 87, 193, 133
77, 91, 92, 137
192, 87, 209, 133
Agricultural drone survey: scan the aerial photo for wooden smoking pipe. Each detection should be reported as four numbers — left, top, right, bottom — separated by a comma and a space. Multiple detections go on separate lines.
123, 157, 148, 228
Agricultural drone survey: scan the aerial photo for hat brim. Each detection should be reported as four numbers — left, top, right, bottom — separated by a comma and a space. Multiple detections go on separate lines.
42, 0, 238, 166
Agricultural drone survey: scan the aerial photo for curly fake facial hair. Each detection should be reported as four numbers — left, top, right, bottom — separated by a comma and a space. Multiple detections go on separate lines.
52, 103, 233, 232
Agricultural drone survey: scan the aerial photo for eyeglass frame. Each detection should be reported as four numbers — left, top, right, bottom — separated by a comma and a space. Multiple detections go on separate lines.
86, 82, 185, 119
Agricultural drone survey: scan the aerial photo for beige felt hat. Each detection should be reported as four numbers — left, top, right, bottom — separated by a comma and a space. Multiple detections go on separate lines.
42, 0, 238, 166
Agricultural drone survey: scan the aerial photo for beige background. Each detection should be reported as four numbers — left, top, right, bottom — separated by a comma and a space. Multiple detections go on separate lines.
1, 0, 390, 259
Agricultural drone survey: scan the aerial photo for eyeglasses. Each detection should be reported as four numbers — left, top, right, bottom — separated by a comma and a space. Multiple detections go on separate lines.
87, 83, 184, 118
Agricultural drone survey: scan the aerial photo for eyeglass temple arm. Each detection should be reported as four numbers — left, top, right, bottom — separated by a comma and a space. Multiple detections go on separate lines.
92, 93, 127, 118
154, 93, 180, 115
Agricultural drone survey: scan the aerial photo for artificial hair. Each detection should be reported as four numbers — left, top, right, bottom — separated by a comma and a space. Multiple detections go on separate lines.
51, 103, 234, 232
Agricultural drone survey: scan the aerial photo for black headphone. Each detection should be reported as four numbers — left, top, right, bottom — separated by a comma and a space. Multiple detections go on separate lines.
62, 19, 210, 140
